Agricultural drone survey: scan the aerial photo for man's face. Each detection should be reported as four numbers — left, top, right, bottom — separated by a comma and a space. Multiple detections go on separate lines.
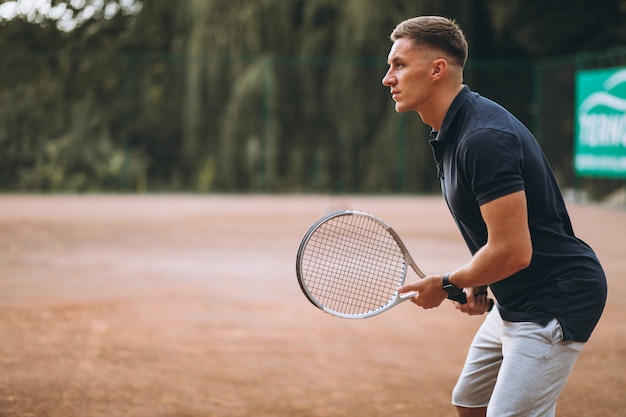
382, 38, 436, 114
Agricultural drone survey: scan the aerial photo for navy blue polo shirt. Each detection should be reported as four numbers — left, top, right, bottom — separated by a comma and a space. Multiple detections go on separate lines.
430, 86, 606, 342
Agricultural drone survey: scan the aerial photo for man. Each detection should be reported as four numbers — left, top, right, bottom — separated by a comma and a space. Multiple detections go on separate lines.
382, 16, 607, 417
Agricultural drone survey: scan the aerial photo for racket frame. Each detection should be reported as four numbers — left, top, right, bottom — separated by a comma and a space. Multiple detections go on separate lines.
296, 210, 424, 319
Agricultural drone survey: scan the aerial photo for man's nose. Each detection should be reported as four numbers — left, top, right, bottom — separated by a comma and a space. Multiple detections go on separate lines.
382, 71, 393, 86
382, 72, 389, 87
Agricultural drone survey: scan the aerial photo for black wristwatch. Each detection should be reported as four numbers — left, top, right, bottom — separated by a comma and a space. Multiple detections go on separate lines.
442, 272, 467, 303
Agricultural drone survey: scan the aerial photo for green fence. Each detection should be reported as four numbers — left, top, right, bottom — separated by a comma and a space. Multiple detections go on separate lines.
1, 47, 625, 197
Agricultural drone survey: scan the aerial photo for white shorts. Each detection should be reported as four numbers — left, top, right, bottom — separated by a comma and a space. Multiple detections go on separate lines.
452, 308, 584, 417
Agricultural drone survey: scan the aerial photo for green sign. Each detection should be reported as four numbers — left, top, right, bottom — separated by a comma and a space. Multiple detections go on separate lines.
575, 67, 626, 178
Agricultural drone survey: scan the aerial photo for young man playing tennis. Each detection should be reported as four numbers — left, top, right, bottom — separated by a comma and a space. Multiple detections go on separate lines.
383, 16, 607, 417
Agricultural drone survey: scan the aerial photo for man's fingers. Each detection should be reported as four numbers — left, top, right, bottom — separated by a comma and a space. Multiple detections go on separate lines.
398, 281, 422, 293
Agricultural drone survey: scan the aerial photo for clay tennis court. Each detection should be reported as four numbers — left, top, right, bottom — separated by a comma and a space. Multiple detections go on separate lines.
0, 195, 624, 417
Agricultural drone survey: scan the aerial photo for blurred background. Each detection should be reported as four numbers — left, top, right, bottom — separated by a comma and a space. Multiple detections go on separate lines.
1, 0, 625, 199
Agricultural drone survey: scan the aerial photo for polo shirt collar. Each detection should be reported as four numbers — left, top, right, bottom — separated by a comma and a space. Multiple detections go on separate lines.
432, 84, 472, 142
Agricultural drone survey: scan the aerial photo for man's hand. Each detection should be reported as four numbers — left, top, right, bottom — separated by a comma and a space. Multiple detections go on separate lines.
454, 286, 493, 315
398, 276, 448, 309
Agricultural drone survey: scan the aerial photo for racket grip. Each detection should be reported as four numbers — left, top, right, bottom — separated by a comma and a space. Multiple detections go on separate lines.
448, 293, 495, 312
447, 292, 467, 304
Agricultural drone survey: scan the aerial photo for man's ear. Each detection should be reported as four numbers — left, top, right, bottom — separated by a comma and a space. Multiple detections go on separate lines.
431, 58, 448, 80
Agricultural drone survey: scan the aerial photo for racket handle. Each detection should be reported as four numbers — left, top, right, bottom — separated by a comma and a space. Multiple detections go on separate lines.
447, 292, 467, 304
448, 293, 495, 312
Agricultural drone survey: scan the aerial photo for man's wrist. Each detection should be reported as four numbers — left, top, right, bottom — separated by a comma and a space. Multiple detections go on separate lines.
442, 272, 464, 298
442, 272, 468, 304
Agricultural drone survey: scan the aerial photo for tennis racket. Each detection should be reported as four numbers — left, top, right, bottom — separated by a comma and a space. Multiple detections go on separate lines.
296, 210, 468, 319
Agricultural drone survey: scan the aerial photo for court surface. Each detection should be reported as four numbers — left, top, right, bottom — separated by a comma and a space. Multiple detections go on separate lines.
0, 195, 624, 417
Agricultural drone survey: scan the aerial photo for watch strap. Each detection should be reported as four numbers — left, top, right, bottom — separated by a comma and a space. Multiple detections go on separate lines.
442, 272, 467, 304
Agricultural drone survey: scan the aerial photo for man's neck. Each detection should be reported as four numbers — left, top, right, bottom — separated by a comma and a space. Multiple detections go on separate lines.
421, 83, 464, 131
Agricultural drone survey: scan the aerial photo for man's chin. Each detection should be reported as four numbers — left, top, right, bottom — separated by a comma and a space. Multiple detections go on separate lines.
396, 104, 419, 115
395, 103, 409, 113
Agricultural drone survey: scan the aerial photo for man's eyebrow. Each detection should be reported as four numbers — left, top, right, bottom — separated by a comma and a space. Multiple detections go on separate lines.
387, 55, 402, 65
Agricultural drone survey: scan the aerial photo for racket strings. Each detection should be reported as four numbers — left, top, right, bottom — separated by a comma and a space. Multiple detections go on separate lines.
300, 214, 406, 316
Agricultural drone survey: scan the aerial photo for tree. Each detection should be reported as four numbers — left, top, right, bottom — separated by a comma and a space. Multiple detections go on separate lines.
1, 0, 625, 193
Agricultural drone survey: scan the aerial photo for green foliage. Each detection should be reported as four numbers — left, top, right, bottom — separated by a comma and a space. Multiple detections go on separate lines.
485, 0, 626, 58
1, 0, 626, 193
196, 157, 217, 192
18, 131, 147, 192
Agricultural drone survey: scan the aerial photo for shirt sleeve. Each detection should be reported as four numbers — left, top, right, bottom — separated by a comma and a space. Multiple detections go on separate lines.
458, 128, 525, 206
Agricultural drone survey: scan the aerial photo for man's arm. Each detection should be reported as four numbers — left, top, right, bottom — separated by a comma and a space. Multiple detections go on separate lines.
449, 189, 532, 289
398, 190, 532, 309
